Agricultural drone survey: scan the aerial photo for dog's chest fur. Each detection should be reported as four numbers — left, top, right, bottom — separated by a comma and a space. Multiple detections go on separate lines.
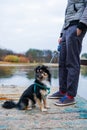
20, 80, 50, 100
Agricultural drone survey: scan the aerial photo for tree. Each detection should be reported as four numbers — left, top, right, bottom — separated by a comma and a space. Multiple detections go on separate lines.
81, 53, 87, 59
0, 48, 14, 61
25, 49, 53, 63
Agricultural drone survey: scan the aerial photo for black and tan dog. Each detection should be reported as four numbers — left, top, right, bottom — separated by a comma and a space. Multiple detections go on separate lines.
2, 65, 51, 112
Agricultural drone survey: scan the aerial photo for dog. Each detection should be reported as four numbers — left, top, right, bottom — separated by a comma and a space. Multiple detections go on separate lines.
2, 65, 51, 112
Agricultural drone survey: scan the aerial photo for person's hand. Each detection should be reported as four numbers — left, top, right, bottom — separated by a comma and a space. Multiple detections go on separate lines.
77, 28, 82, 36
58, 37, 62, 44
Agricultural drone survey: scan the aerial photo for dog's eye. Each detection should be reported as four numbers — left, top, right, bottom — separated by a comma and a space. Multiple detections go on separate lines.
37, 70, 39, 72
40, 69, 43, 73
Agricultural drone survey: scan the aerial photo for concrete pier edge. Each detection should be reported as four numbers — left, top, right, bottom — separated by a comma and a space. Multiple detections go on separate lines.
0, 85, 87, 130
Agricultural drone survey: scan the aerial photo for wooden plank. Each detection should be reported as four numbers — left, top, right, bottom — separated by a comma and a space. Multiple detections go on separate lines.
0, 94, 20, 100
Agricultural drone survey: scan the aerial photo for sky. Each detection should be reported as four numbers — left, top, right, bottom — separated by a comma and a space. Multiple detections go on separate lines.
0, 0, 87, 54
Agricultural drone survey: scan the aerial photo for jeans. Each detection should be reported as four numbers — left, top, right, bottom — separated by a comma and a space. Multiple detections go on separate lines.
59, 25, 86, 97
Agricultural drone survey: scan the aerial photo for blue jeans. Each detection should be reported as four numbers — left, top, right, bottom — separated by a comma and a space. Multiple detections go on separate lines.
59, 25, 86, 97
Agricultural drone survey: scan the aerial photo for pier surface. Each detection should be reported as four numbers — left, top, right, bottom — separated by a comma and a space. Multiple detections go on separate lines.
0, 85, 87, 130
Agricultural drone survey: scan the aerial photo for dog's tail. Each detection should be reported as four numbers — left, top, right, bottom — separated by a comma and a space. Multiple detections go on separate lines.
2, 100, 17, 109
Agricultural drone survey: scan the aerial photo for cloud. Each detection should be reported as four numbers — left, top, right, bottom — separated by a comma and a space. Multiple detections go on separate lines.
0, 1, 71, 53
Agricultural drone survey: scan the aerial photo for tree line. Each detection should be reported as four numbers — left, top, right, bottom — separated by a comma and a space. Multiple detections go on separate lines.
0, 48, 87, 63
0, 48, 58, 63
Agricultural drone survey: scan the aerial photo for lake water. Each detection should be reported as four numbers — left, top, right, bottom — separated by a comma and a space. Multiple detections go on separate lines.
0, 65, 87, 100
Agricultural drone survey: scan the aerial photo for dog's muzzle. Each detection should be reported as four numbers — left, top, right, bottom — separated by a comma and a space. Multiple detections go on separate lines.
35, 73, 43, 80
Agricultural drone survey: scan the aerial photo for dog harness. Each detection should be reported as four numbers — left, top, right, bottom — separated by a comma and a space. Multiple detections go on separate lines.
34, 83, 50, 95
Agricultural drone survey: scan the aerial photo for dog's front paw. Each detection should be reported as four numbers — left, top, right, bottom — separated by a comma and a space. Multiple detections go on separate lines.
27, 107, 32, 110
41, 108, 47, 112
44, 106, 50, 109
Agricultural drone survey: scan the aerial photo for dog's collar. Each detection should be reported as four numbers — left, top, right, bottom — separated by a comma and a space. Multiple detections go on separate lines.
34, 83, 50, 95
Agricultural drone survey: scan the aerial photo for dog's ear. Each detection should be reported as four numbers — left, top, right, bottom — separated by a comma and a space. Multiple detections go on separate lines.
40, 65, 49, 71
34, 66, 40, 72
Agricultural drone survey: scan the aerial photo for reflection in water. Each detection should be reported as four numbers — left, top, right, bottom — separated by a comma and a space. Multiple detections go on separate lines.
0, 66, 14, 78
81, 66, 87, 77
0, 66, 59, 86
0, 66, 87, 100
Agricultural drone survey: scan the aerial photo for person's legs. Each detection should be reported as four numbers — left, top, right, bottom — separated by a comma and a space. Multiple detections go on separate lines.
66, 25, 86, 97
59, 33, 67, 94
48, 31, 67, 99
55, 25, 86, 106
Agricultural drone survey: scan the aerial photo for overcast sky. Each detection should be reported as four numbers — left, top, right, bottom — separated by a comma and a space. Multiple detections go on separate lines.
0, 0, 87, 53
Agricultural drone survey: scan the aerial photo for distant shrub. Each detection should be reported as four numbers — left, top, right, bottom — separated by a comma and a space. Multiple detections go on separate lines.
18, 56, 29, 63
4, 55, 29, 63
4, 55, 19, 62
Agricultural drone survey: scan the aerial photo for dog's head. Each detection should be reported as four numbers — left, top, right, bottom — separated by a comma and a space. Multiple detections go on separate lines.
35, 65, 51, 83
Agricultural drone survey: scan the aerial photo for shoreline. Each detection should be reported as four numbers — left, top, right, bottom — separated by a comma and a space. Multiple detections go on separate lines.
0, 62, 58, 67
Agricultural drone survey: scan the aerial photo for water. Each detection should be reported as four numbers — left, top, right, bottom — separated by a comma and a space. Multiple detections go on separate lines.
0, 65, 87, 100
